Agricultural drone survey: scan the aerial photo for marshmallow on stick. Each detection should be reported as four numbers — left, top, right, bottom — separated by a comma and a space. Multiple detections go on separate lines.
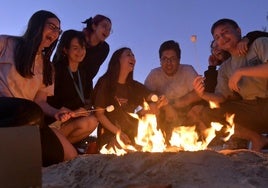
49, 105, 115, 129
150, 94, 159, 102
105, 105, 115, 112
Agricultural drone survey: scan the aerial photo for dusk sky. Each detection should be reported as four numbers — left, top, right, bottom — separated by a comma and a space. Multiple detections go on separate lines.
1, 0, 267, 85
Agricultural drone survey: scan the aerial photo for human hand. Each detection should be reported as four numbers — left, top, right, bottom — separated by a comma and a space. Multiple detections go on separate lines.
228, 69, 242, 92
193, 75, 205, 97
137, 95, 169, 116
236, 37, 249, 56
208, 54, 221, 66
73, 107, 89, 117
157, 95, 169, 108
55, 107, 73, 122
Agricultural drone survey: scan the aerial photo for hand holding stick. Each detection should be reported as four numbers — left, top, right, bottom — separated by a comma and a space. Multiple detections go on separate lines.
150, 94, 168, 108
49, 105, 114, 129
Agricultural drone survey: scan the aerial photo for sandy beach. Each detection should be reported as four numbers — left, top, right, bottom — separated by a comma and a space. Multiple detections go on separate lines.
42, 149, 268, 188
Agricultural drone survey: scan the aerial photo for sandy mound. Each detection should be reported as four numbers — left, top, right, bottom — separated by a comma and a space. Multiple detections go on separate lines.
42, 150, 268, 188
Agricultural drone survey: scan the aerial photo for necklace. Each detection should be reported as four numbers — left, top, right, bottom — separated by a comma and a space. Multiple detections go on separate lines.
68, 67, 85, 104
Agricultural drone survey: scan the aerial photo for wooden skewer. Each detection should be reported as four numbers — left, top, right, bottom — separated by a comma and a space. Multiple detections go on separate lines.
49, 105, 114, 128
74, 108, 105, 115
74, 105, 115, 115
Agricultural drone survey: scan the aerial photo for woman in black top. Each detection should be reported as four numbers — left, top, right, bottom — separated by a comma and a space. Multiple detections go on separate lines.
49, 30, 98, 144
79, 15, 112, 98
93, 47, 161, 150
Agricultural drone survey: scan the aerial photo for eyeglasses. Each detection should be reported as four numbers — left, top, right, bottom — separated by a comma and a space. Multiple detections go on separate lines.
160, 56, 178, 64
46, 22, 62, 35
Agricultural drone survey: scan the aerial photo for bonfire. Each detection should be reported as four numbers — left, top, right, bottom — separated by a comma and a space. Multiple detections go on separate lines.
42, 102, 268, 188
100, 101, 235, 156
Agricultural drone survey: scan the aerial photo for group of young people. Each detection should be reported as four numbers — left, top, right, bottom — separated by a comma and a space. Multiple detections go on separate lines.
0, 10, 268, 167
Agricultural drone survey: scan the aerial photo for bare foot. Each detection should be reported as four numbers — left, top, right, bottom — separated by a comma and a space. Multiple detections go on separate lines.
251, 135, 268, 152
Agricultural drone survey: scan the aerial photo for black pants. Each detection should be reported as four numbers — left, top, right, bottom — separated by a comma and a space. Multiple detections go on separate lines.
0, 97, 64, 167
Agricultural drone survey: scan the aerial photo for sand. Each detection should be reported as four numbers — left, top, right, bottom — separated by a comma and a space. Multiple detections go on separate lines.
42, 149, 268, 188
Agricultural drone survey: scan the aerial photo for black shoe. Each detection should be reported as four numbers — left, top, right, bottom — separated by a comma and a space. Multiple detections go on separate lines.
73, 136, 97, 154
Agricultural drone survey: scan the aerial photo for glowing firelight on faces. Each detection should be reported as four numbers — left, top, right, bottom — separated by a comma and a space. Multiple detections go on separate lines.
100, 102, 235, 156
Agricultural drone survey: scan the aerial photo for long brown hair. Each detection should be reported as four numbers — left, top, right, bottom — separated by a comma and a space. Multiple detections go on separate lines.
14, 10, 60, 86
94, 47, 134, 99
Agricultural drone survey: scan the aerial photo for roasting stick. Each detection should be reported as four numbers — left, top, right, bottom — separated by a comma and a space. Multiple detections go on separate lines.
50, 95, 158, 129
49, 105, 115, 129
74, 95, 157, 116
74, 105, 115, 116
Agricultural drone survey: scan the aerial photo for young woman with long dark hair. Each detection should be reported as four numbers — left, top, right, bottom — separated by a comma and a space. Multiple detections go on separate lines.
0, 10, 77, 166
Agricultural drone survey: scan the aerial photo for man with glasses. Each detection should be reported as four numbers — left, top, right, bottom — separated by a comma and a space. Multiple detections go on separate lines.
144, 40, 203, 142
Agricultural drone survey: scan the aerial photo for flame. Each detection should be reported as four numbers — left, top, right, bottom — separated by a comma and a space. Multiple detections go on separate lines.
170, 125, 205, 151
209, 101, 220, 109
143, 99, 150, 111
222, 114, 235, 141
134, 113, 166, 152
100, 143, 127, 156
115, 131, 137, 152
100, 102, 235, 155
169, 122, 230, 151
100, 131, 137, 156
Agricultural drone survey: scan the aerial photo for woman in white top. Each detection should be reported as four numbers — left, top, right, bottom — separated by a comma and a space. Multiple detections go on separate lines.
0, 10, 77, 166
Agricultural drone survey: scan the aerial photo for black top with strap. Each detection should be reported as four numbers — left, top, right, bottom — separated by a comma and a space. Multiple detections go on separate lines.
79, 41, 109, 96
93, 76, 152, 147
48, 62, 89, 110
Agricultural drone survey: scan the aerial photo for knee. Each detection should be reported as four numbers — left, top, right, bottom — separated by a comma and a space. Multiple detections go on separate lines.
75, 116, 98, 132
64, 147, 78, 161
